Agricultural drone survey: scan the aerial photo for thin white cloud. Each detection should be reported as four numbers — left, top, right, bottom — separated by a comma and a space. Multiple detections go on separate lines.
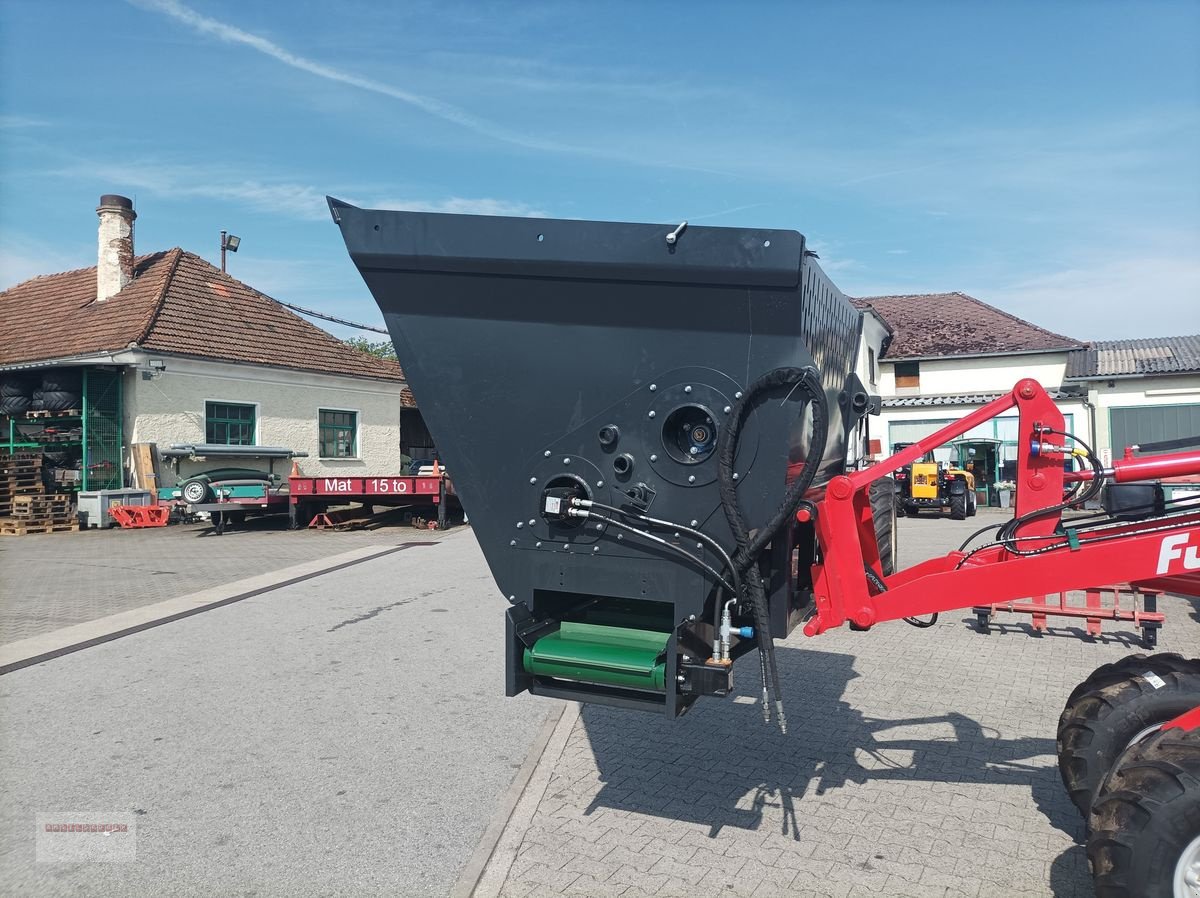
369, 197, 549, 218
0, 233, 91, 288
132, 0, 591, 157
0, 115, 52, 129
52, 159, 332, 220
685, 202, 770, 223
987, 254, 1200, 339
129, 0, 739, 178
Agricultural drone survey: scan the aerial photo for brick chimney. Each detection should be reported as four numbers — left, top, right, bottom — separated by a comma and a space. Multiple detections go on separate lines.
96, 194, 137, 302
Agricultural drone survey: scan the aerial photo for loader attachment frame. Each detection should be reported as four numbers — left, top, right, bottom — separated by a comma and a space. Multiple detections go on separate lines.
804, 378, 1200, 637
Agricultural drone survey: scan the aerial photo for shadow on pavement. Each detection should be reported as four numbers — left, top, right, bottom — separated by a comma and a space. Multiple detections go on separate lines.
578, 646, 1080, 844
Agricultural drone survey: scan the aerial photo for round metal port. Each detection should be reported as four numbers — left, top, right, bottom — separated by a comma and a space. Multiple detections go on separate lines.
597, 425, 620, 448
612, 453, 634, 477
662, 405, 717, 465
541, 475, 591, 529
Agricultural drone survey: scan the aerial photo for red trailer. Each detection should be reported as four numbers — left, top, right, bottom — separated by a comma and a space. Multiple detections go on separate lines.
288, 473, 457, 530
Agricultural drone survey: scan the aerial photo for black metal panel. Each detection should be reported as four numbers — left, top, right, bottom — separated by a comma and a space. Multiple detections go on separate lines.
331, 201, 863, 705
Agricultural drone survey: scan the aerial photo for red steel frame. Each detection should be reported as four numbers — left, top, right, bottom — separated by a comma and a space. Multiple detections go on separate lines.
803, 378, 1200, 638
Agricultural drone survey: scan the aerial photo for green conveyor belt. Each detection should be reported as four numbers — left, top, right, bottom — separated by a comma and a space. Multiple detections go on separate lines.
523, 621, 669, 691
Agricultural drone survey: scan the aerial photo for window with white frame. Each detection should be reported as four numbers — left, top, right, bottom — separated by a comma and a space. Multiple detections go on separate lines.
319, 409, 358, 458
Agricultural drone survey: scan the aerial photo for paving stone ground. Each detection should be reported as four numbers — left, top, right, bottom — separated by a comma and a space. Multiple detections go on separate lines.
0, 517, 447, 645
492, 510, 1200, 898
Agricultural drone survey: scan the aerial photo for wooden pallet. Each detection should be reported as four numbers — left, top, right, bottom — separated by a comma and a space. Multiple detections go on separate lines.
23, 408, 81, 419
12, 496, 72, 518
0, 519, 79, 536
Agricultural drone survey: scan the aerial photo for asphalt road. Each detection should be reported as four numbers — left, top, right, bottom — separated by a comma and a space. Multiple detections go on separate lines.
0, 531, 549, 897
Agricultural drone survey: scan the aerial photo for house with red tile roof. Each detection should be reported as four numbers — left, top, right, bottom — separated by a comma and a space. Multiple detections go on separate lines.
851, 291, 1199, 491
0, 195, 416, 489
850, 292, 1089, 500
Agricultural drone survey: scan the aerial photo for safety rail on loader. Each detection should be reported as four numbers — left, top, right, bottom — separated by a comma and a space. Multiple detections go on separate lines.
330, 202, 1200, 898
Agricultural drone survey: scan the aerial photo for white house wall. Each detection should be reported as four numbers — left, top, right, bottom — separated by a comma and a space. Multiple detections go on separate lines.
122, 357, 402, 480
1082, 374, 1200, 462
878, 352, 1068, 396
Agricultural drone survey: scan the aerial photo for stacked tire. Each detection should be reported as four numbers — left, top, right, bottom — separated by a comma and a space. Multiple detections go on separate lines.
0, 369, 82, 414
0, 373, 36, 415
1057, 653, 1200, 897
38, 369, 82, 412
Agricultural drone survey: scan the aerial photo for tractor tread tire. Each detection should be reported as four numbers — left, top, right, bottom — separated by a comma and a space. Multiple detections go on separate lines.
868, 477, 897, 577
1057, 663, 1200, 817
1086, 725, 1200, 898
1064, 653, 1200, 709
949, 492, 968, 520
38, 390, 80, 412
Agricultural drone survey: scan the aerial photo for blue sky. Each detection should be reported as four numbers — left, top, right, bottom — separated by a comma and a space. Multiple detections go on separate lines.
2, 0, 1198, 340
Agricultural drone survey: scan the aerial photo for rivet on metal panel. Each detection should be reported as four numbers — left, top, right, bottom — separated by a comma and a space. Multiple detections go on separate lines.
529, 519, 536, 526
684, 385, 692, 393
648, 410, 656, 418
650, 454, 658, 462
723, 406, 731, 414
690, 520, 698, 527
649, 384, 657, 391
536, 541, 543, 547
529, 477, 537, 484
735, 391, 743, 399
733, 472, 740, 480
563, 457, 571, 465
516, 522, 523, 528
596, 480, 604, 487
510, 540, 517, 546
544, 450, 552, 457
688, 475, 696, 483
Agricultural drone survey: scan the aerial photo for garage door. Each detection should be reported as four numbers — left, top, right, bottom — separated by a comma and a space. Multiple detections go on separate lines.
1109, 404, 1200, 454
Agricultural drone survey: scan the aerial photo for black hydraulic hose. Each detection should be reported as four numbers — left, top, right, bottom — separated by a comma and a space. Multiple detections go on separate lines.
585, 502, 742, 595
716, 365, 829, 733
581, 501, 769, 705
719, 367, 830, 574
998, 429, 1105, 552
864, 563, 938, 628
579, 511, 737, 594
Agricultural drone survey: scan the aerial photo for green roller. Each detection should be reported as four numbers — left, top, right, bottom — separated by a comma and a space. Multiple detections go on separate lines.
523, 622, 669, 691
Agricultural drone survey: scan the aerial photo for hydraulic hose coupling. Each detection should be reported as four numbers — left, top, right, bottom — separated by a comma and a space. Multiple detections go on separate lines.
716, 603, 754, 663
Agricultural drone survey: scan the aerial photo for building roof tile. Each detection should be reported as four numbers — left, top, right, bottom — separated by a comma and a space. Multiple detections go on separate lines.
852, 292, 1080, 360
1065, 335, 1200, 378
0, 250, 402, 382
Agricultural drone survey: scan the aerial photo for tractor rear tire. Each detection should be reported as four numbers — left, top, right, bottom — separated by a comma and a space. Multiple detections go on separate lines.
869, 477, 897, 576
1064, 653, 1199, 709
1058, 661, 1200, 816
967, 492, 978, 517
949, 493, 968, 520
1086, 724, 1200, 898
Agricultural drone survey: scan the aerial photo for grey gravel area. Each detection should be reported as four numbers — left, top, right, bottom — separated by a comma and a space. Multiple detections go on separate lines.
0, 530, 550, 897
0, 517, 448, 645
491, 510, 1200, 898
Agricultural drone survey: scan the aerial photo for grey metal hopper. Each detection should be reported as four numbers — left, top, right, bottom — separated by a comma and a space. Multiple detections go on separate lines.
330, 199, 866, 715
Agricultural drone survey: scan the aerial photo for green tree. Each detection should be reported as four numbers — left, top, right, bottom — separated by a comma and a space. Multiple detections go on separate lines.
344, 337, 397, 360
